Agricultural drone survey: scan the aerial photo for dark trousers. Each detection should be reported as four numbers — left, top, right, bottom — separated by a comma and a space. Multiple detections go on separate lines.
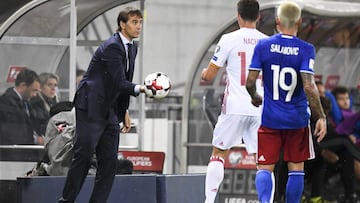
59, 109, 120, 203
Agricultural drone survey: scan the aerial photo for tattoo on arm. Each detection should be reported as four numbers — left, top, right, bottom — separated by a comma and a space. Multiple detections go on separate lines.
301, 72, 326, 120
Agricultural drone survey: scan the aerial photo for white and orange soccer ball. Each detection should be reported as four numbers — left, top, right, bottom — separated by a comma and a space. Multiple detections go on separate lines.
144, 72, 171, 99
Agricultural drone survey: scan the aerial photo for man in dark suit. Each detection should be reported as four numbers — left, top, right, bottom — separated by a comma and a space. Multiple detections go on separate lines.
0, 69, 42, 145
59, 7, 145, 203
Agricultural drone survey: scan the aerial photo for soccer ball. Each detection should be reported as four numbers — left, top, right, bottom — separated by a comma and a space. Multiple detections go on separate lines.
144, 72, 171, 99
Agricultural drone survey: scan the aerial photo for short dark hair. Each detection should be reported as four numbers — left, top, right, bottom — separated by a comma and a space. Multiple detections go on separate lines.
116, 7, 143, 32
331, 86, 349, 98
49, 101, 74, 117
15, 69, 39, 87
237, 0, 260, 21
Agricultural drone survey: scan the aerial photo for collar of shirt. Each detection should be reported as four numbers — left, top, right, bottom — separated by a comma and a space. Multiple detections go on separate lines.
13, 87, 24, 101
118, 32, 133, 52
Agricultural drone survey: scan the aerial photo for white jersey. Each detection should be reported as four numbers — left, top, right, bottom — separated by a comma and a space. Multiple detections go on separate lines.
210, 28, 268, 116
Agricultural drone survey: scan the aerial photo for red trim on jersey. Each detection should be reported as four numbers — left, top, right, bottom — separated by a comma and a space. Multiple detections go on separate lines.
221, 76, 229, 114
210, 156, 225, 164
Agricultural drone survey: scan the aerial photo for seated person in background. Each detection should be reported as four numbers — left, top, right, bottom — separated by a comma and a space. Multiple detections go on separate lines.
30, 72, 59, 137
29, 101, 75, 176
29, 101, 97, 176
330, 86, 360, 183
42, 101, 76, 176
303, 82, 359, 203
0, 69, 42, 145
331, 86, 360, 144
29, 101, 132, 176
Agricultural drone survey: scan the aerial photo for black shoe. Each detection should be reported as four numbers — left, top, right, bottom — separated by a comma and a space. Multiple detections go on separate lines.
341, 193, 357, 203
58, 198, 74, 203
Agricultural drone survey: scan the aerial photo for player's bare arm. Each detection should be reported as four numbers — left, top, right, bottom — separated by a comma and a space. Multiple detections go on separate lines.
301, 72, 327, 141
201, 62, 221, 81
246, 70, 262, 107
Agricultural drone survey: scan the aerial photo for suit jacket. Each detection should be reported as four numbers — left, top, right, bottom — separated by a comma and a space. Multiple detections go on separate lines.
0, 88, 36, 144
30, 93, 57, 136
73, 33, 138, 122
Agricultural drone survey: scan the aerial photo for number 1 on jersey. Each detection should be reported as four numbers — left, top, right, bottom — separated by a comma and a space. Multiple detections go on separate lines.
239, 52, 246, 86
239, 52, 262, 86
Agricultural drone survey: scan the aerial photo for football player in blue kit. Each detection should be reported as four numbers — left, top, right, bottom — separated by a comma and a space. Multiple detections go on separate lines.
245, 1, 327, 203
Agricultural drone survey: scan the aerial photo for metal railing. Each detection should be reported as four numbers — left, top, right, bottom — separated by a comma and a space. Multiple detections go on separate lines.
184, 143, 247, 148
0, 145, 138, 150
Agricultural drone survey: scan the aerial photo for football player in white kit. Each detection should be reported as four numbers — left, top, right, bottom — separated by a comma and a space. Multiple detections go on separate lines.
201, 0, 268, 202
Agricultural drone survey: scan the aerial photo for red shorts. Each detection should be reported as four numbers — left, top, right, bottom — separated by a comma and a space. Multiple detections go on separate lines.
257, 126, 315, 164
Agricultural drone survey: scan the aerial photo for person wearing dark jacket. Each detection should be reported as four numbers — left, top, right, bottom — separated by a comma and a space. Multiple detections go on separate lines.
0, 69, 41, 145
59, 7, 146, 203
30, 72, 59, 137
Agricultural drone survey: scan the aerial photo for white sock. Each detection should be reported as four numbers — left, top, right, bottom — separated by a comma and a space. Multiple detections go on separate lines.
205, 156, 224, 203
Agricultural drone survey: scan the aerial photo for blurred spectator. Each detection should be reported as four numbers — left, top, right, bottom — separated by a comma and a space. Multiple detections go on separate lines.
333, 29, 350, 48
306, 94, 357, 203
27, 101, 133, 177
324, 28, 351, 85
27, 101, 97, 176
331, 86, 360, 143
30, 72, 59, 138
0, 69, 41, 145
303, 96, 333, 203
316, 81, 326, 97
76, 69, 85, 88
330, 86, 360, 184
355, 26, 360, 48
43, 101, 75, 176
